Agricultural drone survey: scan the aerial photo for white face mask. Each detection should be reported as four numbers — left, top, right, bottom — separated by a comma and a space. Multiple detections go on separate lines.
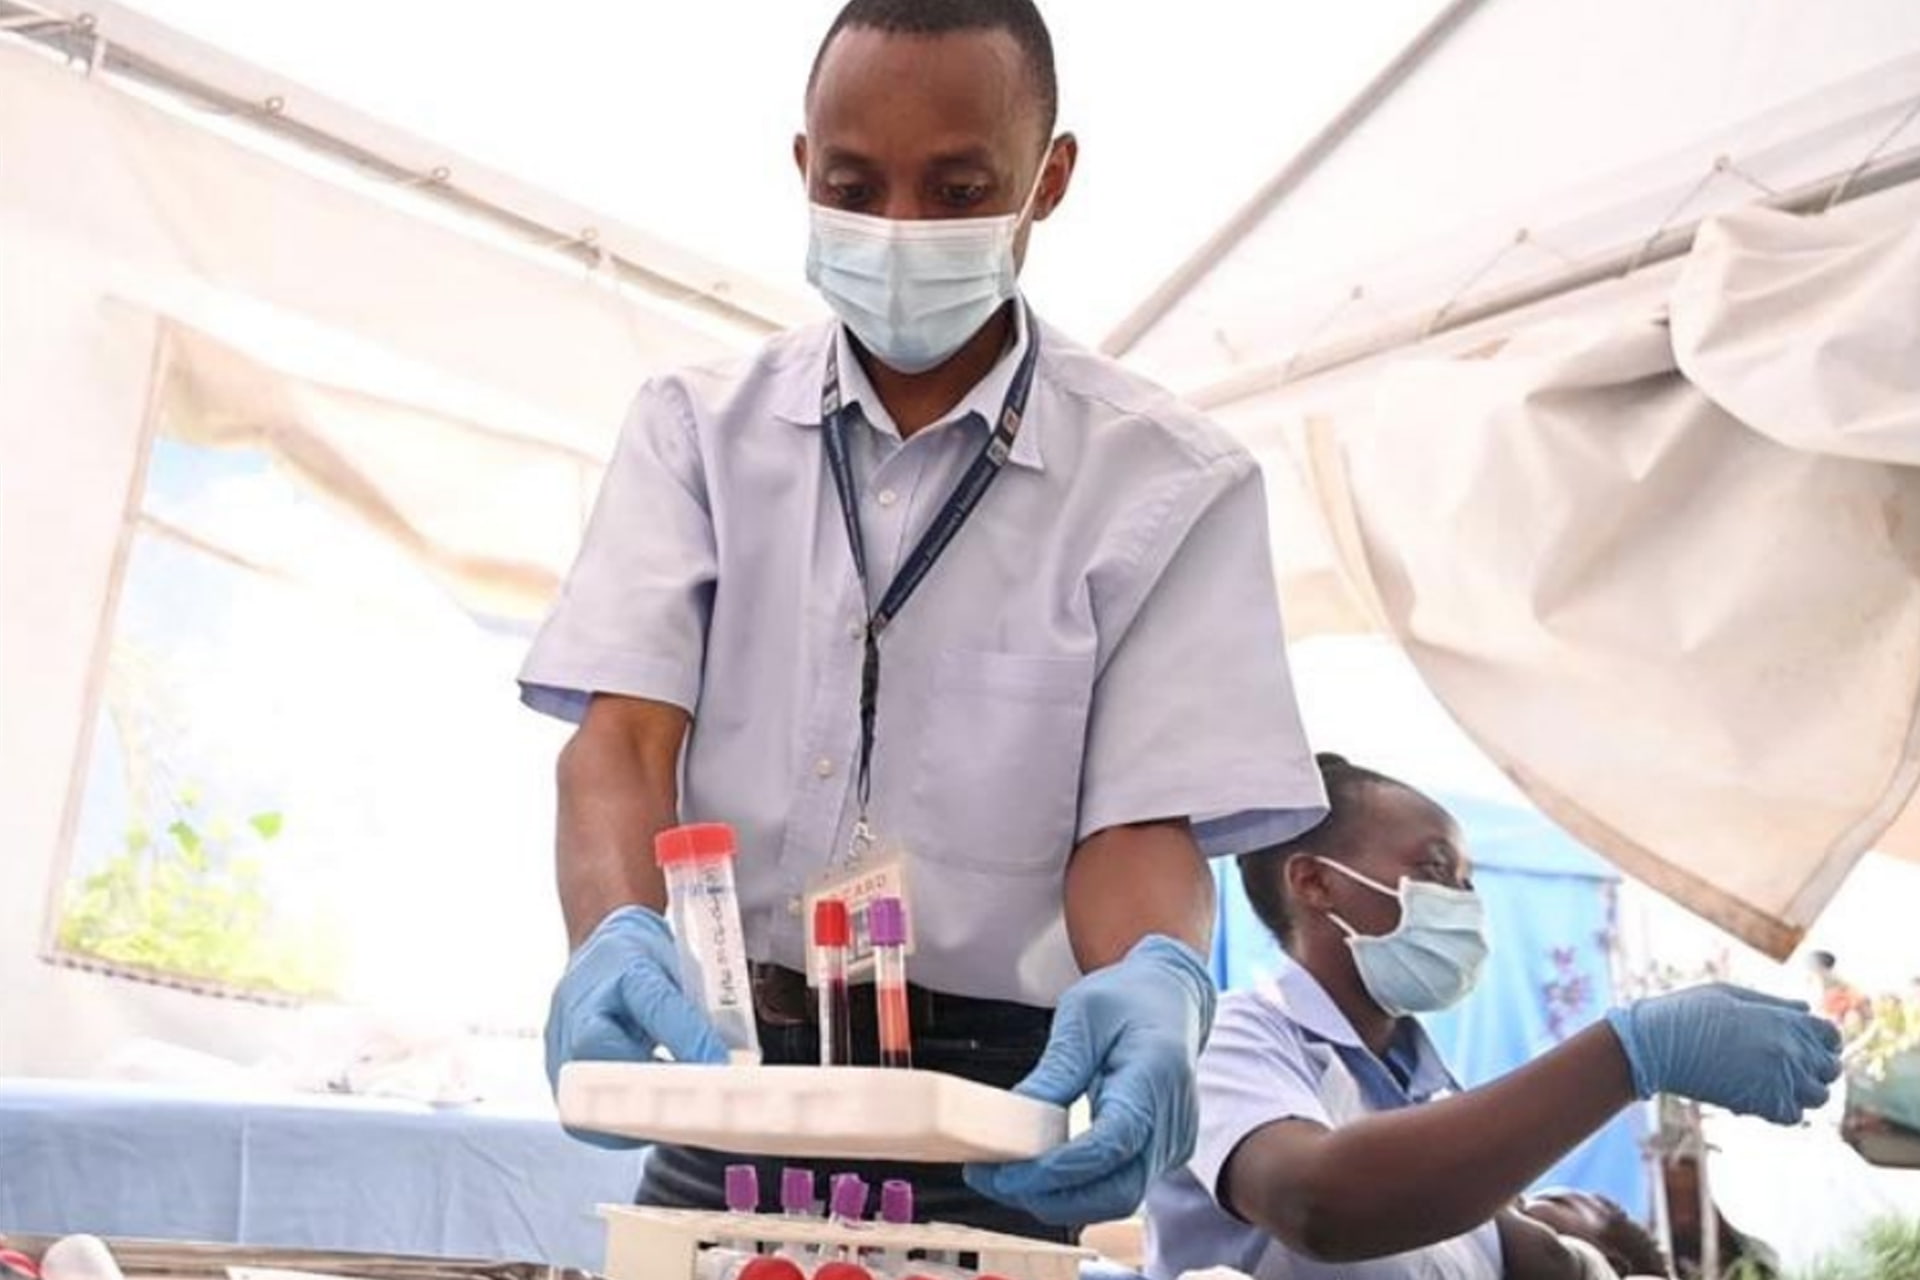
804, 164, 1046, 374
1316, 858, 1490, 1017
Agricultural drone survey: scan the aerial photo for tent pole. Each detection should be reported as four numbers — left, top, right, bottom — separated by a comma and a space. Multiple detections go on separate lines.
1189, 141, 1920, 411
1099, 0, 1493, 360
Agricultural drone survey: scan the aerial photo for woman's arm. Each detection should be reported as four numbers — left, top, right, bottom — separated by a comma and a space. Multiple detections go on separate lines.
1221, 1022, 1633, 1262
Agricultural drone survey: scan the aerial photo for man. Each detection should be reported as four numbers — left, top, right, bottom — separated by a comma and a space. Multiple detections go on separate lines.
520, 0, 1325, 1239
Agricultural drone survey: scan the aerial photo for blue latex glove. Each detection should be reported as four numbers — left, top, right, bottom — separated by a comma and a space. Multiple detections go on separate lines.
546, 905, 728, 1148
1604, 982, 1842, 1124
964, 934, 1216, 1226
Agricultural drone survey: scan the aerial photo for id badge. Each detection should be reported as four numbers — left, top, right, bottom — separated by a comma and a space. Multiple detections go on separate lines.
803, 846, 915, 984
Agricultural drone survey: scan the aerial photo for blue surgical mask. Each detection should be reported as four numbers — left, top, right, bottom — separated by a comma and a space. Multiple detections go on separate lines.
1317, 858, 1489, 1017
804, 171, 1044, 374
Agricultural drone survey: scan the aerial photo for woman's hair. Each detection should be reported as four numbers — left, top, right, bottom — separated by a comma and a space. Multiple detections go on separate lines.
1236, 752, 1409, 944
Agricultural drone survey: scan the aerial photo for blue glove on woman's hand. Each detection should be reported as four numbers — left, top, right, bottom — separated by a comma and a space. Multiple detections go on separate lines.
964, 934, 1216, 1226
545, 905, 728, 1147
1604, 982, 1842, 1124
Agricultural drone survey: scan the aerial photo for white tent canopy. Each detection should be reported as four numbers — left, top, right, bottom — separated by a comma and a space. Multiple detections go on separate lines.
6, 0, 1920, 1078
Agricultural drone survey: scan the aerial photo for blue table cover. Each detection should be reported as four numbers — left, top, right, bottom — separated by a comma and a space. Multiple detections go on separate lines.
0, 1079, 643, 1270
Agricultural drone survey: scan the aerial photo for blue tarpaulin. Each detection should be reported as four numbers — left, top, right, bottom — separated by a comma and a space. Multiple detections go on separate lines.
1210, 791, 1652, 1218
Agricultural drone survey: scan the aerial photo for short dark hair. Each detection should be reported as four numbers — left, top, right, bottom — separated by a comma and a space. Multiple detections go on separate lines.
807, 0, 1059, 138
1237, 754, 1411, 945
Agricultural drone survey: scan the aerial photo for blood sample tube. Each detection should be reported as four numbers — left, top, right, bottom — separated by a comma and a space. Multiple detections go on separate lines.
870, 897, 912, 1069
813, 898, 853, 1066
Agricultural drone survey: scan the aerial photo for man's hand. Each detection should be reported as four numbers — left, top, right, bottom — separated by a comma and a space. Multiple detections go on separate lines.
963, 934, 1215, 1225
546, 905, 727, 1147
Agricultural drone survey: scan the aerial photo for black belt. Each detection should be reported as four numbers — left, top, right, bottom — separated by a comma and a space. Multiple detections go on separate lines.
748, 961, 1051, 1054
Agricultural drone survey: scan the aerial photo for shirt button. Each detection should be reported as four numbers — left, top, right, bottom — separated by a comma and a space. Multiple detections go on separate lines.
877, 488, 898, 508
787, 896, 804, 918
847, 619, 864, 641
814, 757, 836, 779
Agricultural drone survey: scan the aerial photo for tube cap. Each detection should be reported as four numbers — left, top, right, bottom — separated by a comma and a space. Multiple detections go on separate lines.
868, 897, 907, 947
654, 823, 735, 867
809, 1266, 872, 1280
779, 1166, 816, 1214
724, 1163, 759, 1214
813, 898, 850, 948
738, 1261, 808, 1280
879, 1178, 914, 1225
829, 1173, 869, 1221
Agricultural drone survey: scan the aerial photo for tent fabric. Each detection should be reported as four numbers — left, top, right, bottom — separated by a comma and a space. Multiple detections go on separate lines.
0, 39, 762, 1075
158, 322, 602, 620
1672, 200, 1920, 467
1124, 6, 1920, 393
1305, 184, 1920, 956
1210, 795, 1649, 1215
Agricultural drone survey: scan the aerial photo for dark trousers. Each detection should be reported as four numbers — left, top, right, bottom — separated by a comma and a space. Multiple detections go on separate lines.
636, 965, 1071, 1244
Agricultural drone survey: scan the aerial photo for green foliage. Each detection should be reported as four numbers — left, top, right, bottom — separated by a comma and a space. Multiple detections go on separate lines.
1782, 1217, 1920, 1280
58, 789, 340, 998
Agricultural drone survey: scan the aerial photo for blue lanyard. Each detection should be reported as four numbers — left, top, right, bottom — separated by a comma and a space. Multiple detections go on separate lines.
819, 306, 1041, 842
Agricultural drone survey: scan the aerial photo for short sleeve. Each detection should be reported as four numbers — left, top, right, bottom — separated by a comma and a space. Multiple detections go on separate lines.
1077, 458, 1328, 855
518, 380, 715, 723
1188, 996, 1333, 1212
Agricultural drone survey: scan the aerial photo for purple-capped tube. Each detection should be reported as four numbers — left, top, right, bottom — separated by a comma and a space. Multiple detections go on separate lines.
829, 1173, 869, 1223
721, 1164, 759, 1253
877, 1179, 915, 1273
870, 898, 912, 1069
827, 1175, 871, 1265
725, 1164, 761, 1215
770, 1167, 818, 1267
879, 1180, 912, 1225
780, 1167, 816, 1217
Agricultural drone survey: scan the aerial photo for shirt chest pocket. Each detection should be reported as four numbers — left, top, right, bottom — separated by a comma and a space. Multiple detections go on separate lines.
907, 648, 1095, 875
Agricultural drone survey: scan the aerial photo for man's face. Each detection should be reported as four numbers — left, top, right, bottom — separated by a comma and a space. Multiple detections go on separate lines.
796, 26, 1075, 266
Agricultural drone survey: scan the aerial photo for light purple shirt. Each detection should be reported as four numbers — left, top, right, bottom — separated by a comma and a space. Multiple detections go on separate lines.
520, 307, 1325, 1003
1143, 959, 1503, 1278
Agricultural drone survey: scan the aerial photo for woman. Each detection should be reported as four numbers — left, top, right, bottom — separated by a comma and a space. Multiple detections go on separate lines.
1143, 754, 1842, 1280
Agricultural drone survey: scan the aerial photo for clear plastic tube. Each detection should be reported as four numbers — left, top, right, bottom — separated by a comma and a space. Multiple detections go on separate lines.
722, 1164, 760, 1252
655, 823, 761, 1059
875, 1179, 914, 1275
773, 1167, 820, 1270
813, 899, 853, 1066
870, 898, 912, 1069
779, 1166, 817, 1217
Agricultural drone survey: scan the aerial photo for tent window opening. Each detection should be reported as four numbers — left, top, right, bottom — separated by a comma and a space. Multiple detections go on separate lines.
48, 430, 569, 1029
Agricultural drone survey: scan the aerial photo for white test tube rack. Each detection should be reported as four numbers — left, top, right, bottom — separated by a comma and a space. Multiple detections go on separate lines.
598, 1205, 1093, 1280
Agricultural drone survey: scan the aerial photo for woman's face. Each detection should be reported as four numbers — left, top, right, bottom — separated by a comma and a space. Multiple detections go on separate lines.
1318, 785, 1473, 939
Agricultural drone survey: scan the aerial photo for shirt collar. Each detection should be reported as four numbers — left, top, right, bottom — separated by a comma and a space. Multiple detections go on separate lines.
776, 306, 1045, 472
1265, 956, 1460, 1100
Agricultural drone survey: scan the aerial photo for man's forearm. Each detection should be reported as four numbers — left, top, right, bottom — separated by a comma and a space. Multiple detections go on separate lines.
555, 695, 690, 948
1063, 820, 1215, 970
